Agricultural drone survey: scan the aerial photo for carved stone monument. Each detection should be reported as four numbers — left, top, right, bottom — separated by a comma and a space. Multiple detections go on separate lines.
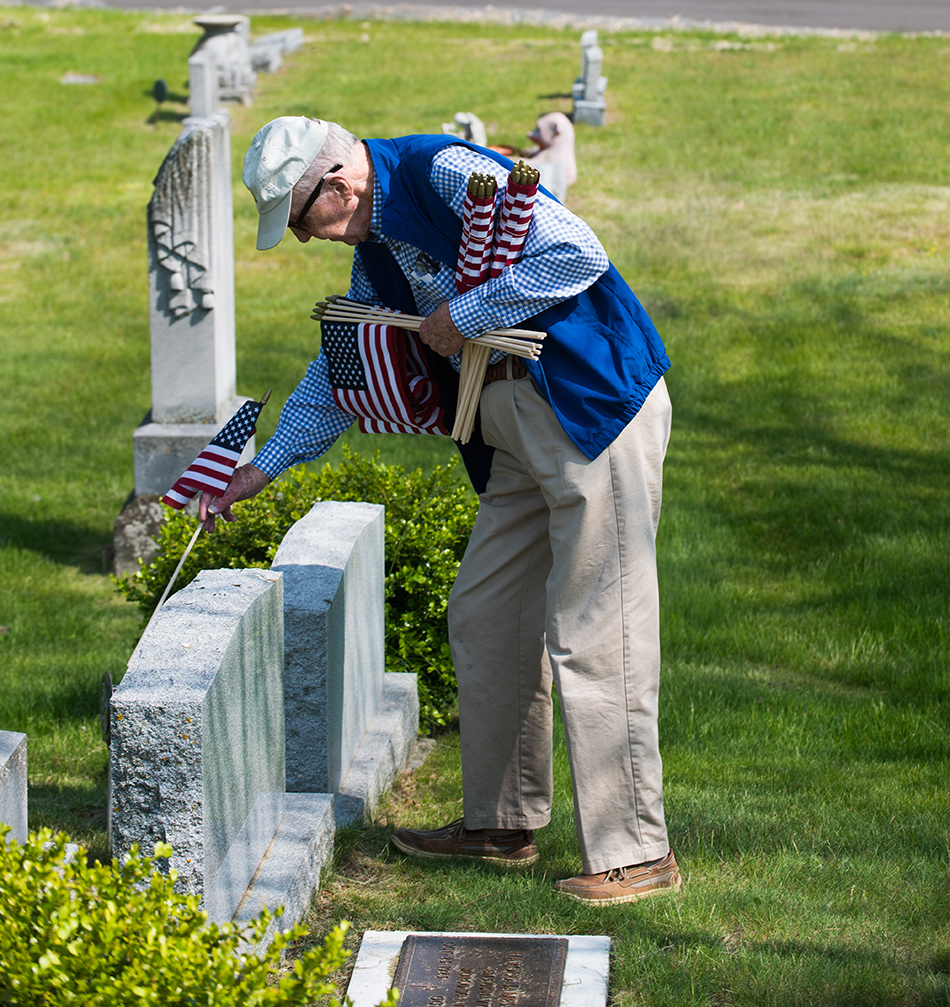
572, 30, 607, 127
132, 105, 254, 502
526, 111, 577, 204
187, 47, 219, 120
441, 111, 488, 148
191, 15, 256, 108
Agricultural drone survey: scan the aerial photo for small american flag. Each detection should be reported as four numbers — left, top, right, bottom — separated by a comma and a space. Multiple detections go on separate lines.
321, 320, 448, 435
490, 177, 538, 279
161, 396, 268, 510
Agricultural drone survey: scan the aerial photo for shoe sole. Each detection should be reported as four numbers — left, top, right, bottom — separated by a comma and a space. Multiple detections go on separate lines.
554, 870, 683, 905
390, 834, 539, 868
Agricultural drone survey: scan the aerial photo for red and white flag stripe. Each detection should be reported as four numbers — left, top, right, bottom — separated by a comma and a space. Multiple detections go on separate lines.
162, 444, 242, 508
327, 322, 448, 436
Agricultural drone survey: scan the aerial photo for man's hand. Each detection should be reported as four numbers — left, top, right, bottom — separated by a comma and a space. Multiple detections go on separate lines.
199, 464, 270, 532
419, 301, 465, 357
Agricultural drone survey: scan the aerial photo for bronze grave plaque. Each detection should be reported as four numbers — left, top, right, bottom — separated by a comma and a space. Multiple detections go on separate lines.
392, 935, 568, 1007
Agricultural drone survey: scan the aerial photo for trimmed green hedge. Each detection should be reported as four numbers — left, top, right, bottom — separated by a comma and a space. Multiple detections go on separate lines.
116, 448, 478, 728
0, 828, 396, 1006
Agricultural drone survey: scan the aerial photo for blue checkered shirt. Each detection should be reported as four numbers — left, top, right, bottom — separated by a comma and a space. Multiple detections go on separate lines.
252, 143, 609, 479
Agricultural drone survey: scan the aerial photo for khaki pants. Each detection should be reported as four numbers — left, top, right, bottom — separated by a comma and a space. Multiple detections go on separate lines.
448, 375, 672, 874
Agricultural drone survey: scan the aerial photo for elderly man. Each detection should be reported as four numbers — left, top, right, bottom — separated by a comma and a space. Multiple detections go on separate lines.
202, 116, 679, 905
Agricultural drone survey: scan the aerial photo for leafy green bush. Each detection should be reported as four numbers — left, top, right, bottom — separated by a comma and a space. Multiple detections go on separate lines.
0, 827, 397, 1007
116, 448, 478, 727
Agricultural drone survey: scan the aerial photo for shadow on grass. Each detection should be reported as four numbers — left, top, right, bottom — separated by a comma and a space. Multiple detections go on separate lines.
659, 660, 949, 863
0, 512, 113, 573
28, 769, 110, 864
5, 671, 104, 726
140, 87, 188, 103
146, 108, 189, 126
672, 412, 950, 564
660, 277, 950, 708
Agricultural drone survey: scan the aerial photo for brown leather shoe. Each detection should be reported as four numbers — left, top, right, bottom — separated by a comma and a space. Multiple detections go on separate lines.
390, 818, 539, 867
553, 850, 682, 904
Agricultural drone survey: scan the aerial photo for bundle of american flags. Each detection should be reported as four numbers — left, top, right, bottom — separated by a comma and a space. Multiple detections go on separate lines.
452, 159, 541, 443
161, 392, 271, 509
310, 159, 543, 446
320, 316, 448, 436
311, 296, 544, 437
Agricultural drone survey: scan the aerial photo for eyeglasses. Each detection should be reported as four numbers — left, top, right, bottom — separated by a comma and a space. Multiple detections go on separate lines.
289, 164, 344, 231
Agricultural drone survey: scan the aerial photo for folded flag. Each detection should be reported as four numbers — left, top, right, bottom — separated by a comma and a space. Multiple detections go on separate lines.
456, 171, 498, 294
321, 320, 448, 435
490, 162, 540, 279
161, 392, 270, 510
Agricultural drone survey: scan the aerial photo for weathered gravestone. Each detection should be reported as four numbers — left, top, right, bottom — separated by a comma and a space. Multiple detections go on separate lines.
441, 111, 488, 148
525, 111, 577, 204
187, 46, 219, 120
191, 15, 256, 108
118, 57, 253, 574
0, 731, 27, 844
572, 30, 607, 127
109, 503, 419, 948
347, 932, 611, 1007
111, 569, 288, 925
272, 501, 388, 797
249, 27, 304, 74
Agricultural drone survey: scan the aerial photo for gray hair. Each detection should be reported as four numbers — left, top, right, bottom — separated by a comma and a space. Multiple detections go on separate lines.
299, 122, 361, 186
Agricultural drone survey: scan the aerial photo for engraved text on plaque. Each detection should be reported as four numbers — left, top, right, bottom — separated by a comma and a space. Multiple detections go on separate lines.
392, 935, 568, 1007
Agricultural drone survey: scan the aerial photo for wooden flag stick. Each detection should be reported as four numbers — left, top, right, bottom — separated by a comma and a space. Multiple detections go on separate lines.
315, 307, 545, 342
126, 521, 202, 668
451, 340, 494, 443
154, 523, 202, 616
315, 292, 543, 443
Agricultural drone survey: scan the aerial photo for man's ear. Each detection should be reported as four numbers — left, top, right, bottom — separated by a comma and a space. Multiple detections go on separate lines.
324, 172, 352, 199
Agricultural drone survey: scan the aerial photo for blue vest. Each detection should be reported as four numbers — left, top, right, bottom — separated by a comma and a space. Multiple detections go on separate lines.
356, 135, 670, 485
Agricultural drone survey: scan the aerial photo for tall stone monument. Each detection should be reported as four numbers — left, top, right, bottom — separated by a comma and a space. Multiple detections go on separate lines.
132, 87, 253, 503
118, 17, 301, 566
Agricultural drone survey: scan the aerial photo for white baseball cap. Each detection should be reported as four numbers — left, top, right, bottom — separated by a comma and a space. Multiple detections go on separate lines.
243, 116, 330, 250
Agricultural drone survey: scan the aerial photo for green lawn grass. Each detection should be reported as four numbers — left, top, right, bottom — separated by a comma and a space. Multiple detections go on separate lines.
0, 9, 948, 1004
